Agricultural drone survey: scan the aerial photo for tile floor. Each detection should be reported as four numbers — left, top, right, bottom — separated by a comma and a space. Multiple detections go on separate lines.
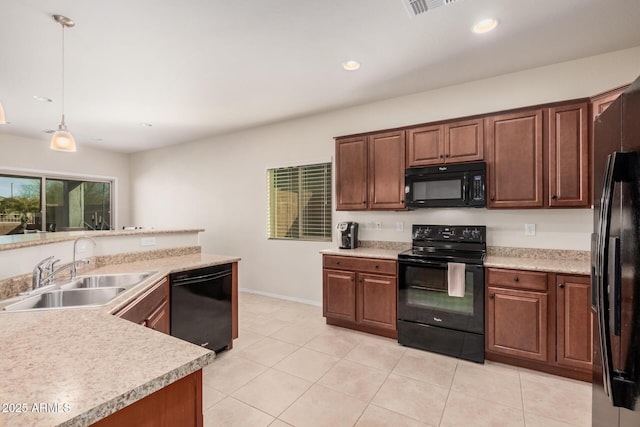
202, 292, 592, 427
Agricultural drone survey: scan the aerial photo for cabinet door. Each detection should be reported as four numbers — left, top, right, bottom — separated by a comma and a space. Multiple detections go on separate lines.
406, 125, 444, 167
323, 269, 356, 322
336, 136, 368, 210
147, 300, 170, 334
485, 109, 544, 208
444, 118, 484, 163
548, 103, 589, 207
556, 275, 592, 369
357, 273, 396, 331
486, 286, 548, 362
368, 131, 406, 210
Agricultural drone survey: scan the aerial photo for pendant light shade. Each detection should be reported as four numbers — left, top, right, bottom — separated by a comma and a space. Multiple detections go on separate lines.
0, 102, 5, 124
50, 114, 76, 151
50, 14, 76, 152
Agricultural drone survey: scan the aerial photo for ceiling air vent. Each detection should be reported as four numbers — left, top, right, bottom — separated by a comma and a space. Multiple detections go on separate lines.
402, 0, 460, 17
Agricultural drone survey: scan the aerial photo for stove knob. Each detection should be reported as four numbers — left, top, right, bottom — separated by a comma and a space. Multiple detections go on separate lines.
471, 228, 481, 239
462, 228, 471, 239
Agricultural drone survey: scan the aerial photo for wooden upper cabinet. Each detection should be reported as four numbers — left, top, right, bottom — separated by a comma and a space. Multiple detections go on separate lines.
369, 131, 406, 210
485, 109, 544, 208
548, 103, 589, 207
591, 84, 628, 121
336, 136, 368, 210
444, 118, 484, 163
407, 119, 483, 167
407, 125, 444, 166
336, 131, 405, 211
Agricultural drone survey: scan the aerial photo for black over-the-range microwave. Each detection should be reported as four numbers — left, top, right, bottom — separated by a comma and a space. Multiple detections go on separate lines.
404, 161, 486, 208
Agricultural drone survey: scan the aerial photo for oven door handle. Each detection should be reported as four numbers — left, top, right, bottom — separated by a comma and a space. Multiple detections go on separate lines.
398, 258, 483, 270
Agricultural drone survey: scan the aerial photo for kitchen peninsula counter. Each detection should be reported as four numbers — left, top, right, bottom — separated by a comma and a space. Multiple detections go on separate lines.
0, 252, 240, 427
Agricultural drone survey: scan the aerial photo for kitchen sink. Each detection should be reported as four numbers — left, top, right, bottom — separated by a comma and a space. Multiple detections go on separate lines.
4, 288, 126, 312
60, 272, 155, 290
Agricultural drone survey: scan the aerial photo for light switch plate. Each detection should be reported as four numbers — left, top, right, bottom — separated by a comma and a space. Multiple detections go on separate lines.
525, 224, 536, 236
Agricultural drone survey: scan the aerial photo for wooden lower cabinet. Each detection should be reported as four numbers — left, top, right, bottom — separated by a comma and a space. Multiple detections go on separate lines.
487, 286, 548, 362
115, 276, 170, 334
485, 268, 592, 382
322, 255, 397, 338
91, 370, 203, 427
556, 274, 592, 370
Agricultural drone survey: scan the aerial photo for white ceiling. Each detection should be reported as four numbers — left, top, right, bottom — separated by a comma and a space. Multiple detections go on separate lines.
1, 0, 639, 154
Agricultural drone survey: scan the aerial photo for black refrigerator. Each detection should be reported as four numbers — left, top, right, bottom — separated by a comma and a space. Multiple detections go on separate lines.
592, 75, 640, 427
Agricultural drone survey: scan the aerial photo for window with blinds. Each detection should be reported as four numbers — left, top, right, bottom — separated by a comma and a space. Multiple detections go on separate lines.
267, 162, 332, 241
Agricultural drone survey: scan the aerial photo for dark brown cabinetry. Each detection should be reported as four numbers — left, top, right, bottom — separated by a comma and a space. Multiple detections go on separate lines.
486, 268, 592, 382
486, 268, 549, 362
485, 102, 589, 209
485, 109, 544, 208
322, 255, 397, 338
407, 118, 483, 167
548, 102, 589, 207
115, 276, 170, 334
556, 274, 592, 370
92, 369, 203, 427
335, 131, 405, 210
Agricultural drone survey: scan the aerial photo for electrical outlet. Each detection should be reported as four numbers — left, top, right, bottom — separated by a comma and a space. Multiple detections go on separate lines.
525, 224, 536, 236
375, 221, 382, 230
396, 221, 404, 232
141, 237, 156, 246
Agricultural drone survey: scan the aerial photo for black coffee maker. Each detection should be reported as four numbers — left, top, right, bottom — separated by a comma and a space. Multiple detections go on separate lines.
337, 222, 358, 249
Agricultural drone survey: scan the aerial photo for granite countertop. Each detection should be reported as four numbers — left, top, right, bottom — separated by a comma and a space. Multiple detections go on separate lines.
0, 228, 205, 251
319, 247, 404, 260
0, 252, 239, 427
320, 242, 591, 275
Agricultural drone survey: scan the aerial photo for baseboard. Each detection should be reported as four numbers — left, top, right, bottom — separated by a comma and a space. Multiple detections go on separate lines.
238, 287, 321, 307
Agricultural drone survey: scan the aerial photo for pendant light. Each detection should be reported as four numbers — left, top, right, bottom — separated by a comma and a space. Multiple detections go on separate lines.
50, 14, 76, 152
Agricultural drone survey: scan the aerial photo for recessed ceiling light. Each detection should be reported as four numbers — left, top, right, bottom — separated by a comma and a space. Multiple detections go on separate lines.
140, 123, 153, 127
33, 95, 53, 102
472, 18, 498, 34
342, 60, 361, 71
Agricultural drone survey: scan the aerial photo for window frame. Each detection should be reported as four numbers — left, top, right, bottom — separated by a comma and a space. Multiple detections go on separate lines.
267, 161, 332, 242
0, 168, 116, 232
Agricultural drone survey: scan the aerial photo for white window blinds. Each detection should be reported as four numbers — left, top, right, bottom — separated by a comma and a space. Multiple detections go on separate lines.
267, 162, 332, 241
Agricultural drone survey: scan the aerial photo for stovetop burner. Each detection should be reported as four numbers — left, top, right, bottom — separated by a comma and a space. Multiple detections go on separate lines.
399, 224, 487, 265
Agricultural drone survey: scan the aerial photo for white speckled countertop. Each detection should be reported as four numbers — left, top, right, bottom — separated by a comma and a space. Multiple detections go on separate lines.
0, 252, 239, 427
320, 243, 591, 276
0, 228, 204, 251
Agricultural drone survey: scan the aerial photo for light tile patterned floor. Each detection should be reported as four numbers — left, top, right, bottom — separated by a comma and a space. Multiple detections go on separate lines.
202, 292, 592, 427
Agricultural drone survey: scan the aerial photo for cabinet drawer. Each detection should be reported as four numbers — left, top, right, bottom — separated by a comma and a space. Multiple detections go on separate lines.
323, 255, 396, 275
116, 277, 168, 324
487, 268, 548, 291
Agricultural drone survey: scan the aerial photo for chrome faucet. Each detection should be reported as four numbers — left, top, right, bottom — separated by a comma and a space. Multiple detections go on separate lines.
32, 256, 59, 289
71, 237, 97, 279
31, 237, 97, 289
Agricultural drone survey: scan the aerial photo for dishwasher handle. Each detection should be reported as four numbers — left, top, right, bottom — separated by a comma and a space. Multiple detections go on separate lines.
171, 270, 232, 286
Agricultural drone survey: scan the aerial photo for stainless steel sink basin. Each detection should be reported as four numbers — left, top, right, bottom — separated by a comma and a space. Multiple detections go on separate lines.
60, 272, 154, 290
4, 288, 126, 312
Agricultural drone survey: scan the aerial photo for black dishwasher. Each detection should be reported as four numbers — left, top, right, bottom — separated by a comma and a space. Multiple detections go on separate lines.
170, 264, 232, 353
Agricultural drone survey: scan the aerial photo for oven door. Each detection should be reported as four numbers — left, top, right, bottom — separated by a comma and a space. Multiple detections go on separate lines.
398, 258, 484, 333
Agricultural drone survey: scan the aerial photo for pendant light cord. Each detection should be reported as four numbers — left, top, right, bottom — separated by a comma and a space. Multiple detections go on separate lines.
61, 21, 65, 125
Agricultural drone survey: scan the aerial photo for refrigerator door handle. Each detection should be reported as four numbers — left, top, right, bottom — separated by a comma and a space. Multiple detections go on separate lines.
597, 151, 639, 410
596, 152, 616, 401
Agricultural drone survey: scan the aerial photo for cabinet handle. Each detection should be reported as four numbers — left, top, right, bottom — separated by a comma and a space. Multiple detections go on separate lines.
490, 197, 495, 202
374, 265, 379, 269
439, 154, 444, 158
336, 261, 340, 265
362, 201, 366, 204
514, 276, 519, 282
489, 293, 495, 299
558, 283, 565, 288
552, 195, 558, 200
445, 154, 450, 158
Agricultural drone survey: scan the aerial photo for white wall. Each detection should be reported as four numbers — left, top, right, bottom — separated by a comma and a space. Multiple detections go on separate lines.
0, 134, 130, 229
131, 46, 640, 305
